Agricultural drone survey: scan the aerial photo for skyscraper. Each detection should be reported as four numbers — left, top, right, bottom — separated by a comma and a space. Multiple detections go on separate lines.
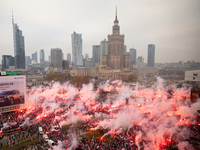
71, 31, 83, 68
32, 51, 37, 63
92, 45, 100, 65
100, 39, 108, 65
147, 44, 155, 67
12, 14, 25, 69
85, 53, 89, 60
51, 48, 62, 68
62, 60, 69, 70
67, 54, 71, 64
40, 49, 45, 64
25, 56, 31, 66
2, 55, 15, 70
124, 45, 127, 55
102, 7, 130, 69
137, 56, 144, 63
130, 48, 137, 65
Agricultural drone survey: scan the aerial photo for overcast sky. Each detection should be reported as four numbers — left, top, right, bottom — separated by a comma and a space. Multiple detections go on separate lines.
0, 0, 200, 63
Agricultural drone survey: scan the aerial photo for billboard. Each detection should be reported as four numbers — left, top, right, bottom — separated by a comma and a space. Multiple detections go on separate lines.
0, 75, 26, 109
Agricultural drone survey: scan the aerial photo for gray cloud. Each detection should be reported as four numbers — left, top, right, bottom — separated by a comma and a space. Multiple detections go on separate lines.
0, 0, 200, 63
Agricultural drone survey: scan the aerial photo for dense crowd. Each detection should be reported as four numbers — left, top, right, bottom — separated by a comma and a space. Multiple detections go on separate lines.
0, 80, 200, 150
0, 106, 200, 150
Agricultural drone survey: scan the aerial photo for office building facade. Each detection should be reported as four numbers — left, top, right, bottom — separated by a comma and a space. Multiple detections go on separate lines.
12, 16, 25, 69
40, 49, 45, 64
100, 39, 108, 65
51, 48, 62, 68
67, 54, 71, 64
25, 56, 31, 66
92, 45, 100, 65
85, 53, 89, 60
2, 55, 15, 70
147, 44, 155, 67
124, 45, 127, 55
71, 31, 83, 68
62, 60, 69, 70
32, 51, 37, 63
130, 48, 136, 66
137, 56, 144, 63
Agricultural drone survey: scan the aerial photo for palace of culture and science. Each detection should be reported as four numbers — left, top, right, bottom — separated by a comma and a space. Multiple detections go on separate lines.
102, 8, 130, 70
70, 8, 136, 80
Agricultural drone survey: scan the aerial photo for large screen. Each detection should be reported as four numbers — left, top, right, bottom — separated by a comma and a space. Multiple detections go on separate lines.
0, 75, 26, 108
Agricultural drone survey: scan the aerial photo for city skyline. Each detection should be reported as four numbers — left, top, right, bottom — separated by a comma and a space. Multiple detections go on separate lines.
0, 0, 200, 63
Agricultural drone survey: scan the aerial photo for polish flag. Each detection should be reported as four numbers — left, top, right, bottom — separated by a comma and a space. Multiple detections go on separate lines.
53, 128, 60, 133
0, 113, 2, 117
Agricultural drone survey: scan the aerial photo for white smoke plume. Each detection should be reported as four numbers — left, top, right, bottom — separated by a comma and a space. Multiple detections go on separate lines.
22, 77, 198, 149
68, 134, 79, 150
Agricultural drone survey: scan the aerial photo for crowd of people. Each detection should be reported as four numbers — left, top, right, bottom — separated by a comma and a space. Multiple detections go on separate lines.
0, 80, 200, 150
0, 105, 200, 150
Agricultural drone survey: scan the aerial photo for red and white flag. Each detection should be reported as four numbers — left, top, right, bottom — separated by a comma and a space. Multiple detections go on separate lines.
0, 113, 2, 117
53, 128, 60, 133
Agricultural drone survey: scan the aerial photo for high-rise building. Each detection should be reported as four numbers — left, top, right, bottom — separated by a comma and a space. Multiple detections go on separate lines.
32, 51, 37, 63
25, 56, 31, 66
12, 14, 25, 69
2, 55, 15, 70
147, 44, 155, 67
92, 45, 100, 65
85, 53, 89, 60
100, 39, 108, 65
71, 31, 83, 68
40, 49, 45, 64
51, 48, 62, 68
67, 54, 71, 64
124, 45, 127, 55
130, 48, 136, 65
62, 60, 69, 70
102, 7, 130, 69
137, 56, 144, 63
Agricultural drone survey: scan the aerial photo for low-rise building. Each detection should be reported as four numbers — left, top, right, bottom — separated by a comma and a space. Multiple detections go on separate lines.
26, 76, 48, 87
185, 70, 200, 82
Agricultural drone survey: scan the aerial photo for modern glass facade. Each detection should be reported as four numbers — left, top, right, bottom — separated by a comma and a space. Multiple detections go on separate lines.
13, 22, 25, 69
2, 55, 15, 70
130, 48, 137, 65
32, 51, 37, 63
92, 45, 100, 65
147, 44, 155, 67
67, 53, 71, 64
25, 56, 31, 66
71, 31, 83, 68
100, 39, 108, 65
51, 48, 62, 68
40, 49, 45, 64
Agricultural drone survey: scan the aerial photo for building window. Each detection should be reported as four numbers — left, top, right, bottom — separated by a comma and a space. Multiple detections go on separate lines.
193, 73, 197, 76
193, 77, 195, 80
